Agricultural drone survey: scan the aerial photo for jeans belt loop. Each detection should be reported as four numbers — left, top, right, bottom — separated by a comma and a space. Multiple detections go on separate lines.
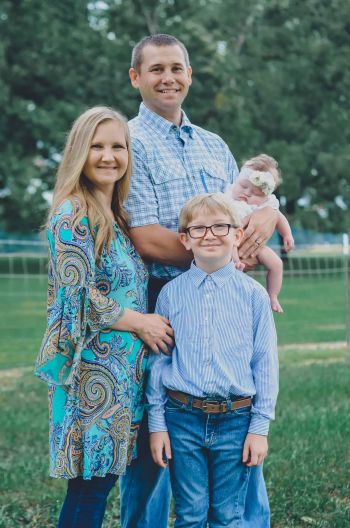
188, 394, 193, 411
226, 398, 232, 412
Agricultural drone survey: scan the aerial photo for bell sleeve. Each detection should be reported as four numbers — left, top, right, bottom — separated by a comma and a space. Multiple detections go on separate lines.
35, 202, 123, 386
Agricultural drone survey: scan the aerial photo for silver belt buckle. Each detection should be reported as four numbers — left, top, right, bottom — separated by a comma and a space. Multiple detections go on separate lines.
202, 399, 223, 413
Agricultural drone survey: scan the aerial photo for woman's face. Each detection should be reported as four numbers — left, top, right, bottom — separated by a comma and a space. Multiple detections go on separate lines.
83, 120, 129, 194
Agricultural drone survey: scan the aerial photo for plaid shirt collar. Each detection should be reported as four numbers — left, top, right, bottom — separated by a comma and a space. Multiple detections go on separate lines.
138, 102, 194, 139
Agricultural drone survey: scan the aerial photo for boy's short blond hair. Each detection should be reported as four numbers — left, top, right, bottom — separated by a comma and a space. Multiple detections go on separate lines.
179, 193, 241, 233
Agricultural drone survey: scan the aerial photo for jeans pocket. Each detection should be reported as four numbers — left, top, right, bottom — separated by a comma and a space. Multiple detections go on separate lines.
165, 395, 186, 412
233, 405, 252, 417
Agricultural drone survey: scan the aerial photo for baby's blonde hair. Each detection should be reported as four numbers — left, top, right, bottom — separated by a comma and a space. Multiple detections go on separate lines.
179, 193, 241, 233
243, 153, 282, 186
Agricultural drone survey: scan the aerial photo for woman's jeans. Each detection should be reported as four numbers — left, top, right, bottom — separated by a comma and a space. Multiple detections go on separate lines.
165, 395, 253, 527
58, 473, 118, 528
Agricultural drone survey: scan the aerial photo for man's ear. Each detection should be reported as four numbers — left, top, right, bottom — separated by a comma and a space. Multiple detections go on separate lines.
129, 68, 139, 88
187, 66, 193, 86
179, 232, 191, 251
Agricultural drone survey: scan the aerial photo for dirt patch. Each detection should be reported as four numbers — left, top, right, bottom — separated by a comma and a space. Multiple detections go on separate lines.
279, 341, 347, 351
0, 366, 32, 391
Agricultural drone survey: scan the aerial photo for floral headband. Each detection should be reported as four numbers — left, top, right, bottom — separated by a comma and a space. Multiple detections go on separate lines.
239, 167, 276, 195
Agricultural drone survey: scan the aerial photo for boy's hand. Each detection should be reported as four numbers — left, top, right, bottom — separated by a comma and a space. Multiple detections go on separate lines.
150, 432, 172, 468
242, 433, 268, 466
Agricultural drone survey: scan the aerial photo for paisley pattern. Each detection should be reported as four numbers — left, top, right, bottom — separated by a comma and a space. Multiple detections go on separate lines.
35, 198, 149, 479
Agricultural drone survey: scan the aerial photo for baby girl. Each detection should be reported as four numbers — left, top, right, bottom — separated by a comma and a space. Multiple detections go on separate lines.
226, 154, 294, 312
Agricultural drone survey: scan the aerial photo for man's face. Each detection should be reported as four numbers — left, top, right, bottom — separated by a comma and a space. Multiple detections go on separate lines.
129, 44, 192, 120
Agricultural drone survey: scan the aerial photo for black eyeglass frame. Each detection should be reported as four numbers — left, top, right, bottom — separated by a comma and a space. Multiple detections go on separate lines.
183, 223, 239, 239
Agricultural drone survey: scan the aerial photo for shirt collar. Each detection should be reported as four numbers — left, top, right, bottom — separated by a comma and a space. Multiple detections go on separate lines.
188, 260, 236, 289
138, 102, 193, 138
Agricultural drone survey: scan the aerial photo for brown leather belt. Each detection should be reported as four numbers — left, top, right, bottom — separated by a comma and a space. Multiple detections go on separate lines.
168, 389, 252, 414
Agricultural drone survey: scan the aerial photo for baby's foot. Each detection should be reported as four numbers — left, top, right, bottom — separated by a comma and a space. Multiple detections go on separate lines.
234, 260, 246, 272
270, 296, 283, 313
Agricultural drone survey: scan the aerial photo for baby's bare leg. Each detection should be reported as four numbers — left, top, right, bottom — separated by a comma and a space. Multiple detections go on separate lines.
258, 247, 283, 313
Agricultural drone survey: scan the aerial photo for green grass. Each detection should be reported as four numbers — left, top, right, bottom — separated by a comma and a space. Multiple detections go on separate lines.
0, 273, 346, 370
273, 275, 346, 344
0, 275, 349, 527
1, 349, 349, 527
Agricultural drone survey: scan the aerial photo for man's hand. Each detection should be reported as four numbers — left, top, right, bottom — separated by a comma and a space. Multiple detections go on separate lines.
242, 433, 268, 467
239, 208, 278, 259
150, 432, 172, 468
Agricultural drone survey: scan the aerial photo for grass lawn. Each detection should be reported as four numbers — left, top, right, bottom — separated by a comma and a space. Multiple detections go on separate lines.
0, 275, 349, 527
0, 273, 347, 369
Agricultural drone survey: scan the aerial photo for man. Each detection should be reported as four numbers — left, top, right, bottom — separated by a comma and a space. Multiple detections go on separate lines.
121, 34, 276, 528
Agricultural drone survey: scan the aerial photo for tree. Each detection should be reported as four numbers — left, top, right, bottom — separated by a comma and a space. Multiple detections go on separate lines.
0, 0, 349, 234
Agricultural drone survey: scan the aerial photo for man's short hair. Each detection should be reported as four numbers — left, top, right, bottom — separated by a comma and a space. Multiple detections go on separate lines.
179, 193, 241, 233
131, 34, 190, 71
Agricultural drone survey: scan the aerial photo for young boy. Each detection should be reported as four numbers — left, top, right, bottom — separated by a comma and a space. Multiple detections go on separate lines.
146, 193, 279, 526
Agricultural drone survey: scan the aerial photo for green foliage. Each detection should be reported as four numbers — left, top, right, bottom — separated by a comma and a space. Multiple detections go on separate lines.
0, 0, 349, 233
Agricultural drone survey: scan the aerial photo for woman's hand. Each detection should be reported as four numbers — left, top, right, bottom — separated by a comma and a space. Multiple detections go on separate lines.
239, 208, 278, 259
112, 309, 174, 354
133, 313, 174, 355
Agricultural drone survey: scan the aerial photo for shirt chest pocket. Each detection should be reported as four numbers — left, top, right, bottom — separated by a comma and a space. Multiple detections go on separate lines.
151, 163, 192, 229
199, 162, 230, 193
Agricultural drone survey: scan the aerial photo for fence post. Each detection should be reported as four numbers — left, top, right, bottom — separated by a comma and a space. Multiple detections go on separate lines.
343, 234, 350, 348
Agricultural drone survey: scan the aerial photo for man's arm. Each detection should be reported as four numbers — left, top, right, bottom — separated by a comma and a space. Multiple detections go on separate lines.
125, 138, 192, 267
129, 224, 192, 266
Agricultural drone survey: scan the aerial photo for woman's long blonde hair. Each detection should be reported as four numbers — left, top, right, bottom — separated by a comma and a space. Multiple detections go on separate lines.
49, 106, 132, 259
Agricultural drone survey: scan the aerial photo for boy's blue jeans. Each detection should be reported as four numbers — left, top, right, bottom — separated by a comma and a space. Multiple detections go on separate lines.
165, 394, 253, 527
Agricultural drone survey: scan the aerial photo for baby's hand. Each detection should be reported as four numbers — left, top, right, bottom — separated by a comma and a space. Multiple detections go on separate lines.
283, 235, 295, 252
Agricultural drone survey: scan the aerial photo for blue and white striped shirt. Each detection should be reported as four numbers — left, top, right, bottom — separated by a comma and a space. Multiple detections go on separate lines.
146, 261, 279, 436
125, 103, 239, 280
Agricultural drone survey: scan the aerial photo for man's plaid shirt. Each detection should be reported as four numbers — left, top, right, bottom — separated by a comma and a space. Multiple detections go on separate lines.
125, 103, 239, 280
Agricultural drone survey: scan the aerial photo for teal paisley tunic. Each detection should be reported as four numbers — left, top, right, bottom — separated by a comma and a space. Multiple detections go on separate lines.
35, 198, 148, 479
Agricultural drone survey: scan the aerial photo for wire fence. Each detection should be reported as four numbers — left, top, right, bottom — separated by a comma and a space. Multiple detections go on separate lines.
1, 239, 348, 277
0, 238, 349, 347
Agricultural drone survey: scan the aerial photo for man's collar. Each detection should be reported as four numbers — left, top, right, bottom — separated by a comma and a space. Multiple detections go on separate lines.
138, 103, 193, 138
188, 260, 236, 289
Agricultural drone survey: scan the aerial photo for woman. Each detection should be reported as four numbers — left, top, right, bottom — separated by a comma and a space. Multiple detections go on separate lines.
35, 106, 173, 527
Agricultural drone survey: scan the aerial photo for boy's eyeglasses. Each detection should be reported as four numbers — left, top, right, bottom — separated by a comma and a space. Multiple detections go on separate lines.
184, 223, 238, 239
